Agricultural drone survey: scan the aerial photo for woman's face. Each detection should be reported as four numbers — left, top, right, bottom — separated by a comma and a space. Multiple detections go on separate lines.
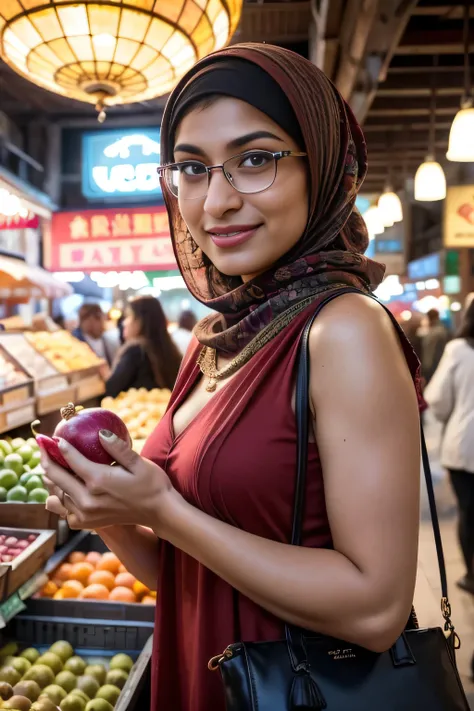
122, 309, 141, 341
174, 97, 309, 281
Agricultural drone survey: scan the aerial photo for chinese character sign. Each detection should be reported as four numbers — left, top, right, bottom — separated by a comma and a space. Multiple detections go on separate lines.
46, 206, 177, 272
82, 129, 162, 201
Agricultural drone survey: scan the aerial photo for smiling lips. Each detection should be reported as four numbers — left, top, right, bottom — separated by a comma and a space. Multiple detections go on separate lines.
207, 224, 262, 248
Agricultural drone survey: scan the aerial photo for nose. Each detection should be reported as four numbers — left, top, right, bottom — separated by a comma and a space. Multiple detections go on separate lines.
203, 167, 242, 218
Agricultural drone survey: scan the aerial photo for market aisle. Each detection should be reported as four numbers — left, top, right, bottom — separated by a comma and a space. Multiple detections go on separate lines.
417, 412, 474, 703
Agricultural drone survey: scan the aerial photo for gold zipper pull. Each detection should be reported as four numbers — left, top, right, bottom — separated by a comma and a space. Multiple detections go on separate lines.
207, 646, 236, 671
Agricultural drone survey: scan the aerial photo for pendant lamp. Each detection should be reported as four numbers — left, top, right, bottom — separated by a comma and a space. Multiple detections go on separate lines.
378, 190, 403, 224
363, 206, 385, 236
447, 0, 474, 161
415, 56, 447, 201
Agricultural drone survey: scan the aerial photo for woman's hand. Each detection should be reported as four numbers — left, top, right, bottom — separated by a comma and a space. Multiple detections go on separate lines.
42, 431, 179, 533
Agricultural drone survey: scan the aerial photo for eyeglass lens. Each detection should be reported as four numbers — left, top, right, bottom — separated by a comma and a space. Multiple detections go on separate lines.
165, 151, 278, 199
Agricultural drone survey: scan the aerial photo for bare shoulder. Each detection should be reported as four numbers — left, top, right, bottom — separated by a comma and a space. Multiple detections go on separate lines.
307, 292, 417, 412
308, 292, 399, 355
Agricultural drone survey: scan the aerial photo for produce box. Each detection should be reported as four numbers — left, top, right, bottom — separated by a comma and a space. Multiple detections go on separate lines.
101, 387, 171, 442
0, 630, 152, 711
0, 528, 56, 601
30, 533, 156, 633
0, 434, 56, 531
0, 344, 35, 434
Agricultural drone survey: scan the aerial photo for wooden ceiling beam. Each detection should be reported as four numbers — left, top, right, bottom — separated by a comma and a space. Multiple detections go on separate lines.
363, 117, 453, 130
378, 69, 465, 94
396, 28, 474, 54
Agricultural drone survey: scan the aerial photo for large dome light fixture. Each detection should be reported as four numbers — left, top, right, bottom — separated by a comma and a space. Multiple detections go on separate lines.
447, 0, 474, 161
378, 190, 403, 226
414, 159, 446, 201
0, 1, 242, 117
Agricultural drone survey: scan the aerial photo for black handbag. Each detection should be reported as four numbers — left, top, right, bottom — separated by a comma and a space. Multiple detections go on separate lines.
208, 287, 470, 710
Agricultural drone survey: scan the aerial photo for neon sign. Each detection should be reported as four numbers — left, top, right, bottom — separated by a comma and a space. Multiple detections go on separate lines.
82, 129, 162, 201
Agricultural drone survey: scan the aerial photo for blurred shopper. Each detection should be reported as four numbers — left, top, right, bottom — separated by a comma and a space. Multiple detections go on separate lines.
73, 303, 114, 365
425, 299, 474, 594
104, 295, 181, 397
420, 308, 449, 384
172, 310, 198, 355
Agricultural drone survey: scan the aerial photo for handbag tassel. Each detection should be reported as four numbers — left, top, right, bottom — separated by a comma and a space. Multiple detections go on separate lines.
290, 670, 327, 710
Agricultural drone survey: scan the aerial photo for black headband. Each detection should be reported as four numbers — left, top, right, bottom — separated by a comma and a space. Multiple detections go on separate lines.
168, 57, 304, 152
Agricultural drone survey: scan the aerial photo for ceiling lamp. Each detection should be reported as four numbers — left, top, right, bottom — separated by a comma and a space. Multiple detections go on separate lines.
378, 190, 403, 226
0, 1, 242, 120
447, 0, 474, 161
363, 206, 385, 236
415, 56, 447, 200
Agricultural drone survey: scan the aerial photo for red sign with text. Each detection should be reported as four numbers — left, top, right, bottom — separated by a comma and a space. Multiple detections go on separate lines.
46, 206, 177, 272
0, 215, 39, 230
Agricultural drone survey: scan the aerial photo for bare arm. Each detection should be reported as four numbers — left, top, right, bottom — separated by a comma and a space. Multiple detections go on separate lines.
159, 294, 420, 652
98, 525, 159, 590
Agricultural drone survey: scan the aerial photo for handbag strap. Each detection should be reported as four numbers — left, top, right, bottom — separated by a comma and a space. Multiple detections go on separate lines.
293, 286, 454, 631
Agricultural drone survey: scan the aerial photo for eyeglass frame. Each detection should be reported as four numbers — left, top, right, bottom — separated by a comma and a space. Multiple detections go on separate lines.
157, 149, 308, 199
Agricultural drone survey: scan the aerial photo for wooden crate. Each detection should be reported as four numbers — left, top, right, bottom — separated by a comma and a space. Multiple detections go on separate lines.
0, 528, 56, 601
75, 372, 105, 402
0, 398, 36, 434
36, 384, 76, 416
0, 504, 59, 530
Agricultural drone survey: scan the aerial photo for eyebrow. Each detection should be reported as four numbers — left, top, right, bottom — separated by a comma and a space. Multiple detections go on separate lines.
174, 130, 284, 157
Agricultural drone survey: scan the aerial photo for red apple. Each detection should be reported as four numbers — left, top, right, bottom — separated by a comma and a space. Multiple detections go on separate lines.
0, 546, 7, 555
16, 540, 29, 550
8, 548, 22, 557
0, 535, 5, 544
2, 555, 13, 562
27, 534, 37, 542
5, 537, 18, 546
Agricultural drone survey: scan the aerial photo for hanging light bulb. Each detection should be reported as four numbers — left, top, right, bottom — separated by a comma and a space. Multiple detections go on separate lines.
447, 105, 474, 161
378, 190, 403, 225
414, 158, 446, 201
363, 206, 385, 235
447, 0, 474, 161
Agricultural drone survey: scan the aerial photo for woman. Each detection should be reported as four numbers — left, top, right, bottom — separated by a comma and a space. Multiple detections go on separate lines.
43, 44, 421, 711
104, 295, 181, 397
425, 299, 474, 594
172, 309, 198, 355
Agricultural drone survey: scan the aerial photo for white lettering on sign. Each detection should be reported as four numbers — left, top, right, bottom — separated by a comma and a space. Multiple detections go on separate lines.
59, 237, 176, 270
92, 134, 161, 195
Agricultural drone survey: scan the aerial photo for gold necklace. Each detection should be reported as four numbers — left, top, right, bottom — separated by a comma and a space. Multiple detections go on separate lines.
197, 347, 241, 392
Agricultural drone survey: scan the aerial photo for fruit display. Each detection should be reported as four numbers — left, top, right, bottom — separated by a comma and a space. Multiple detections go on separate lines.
0, 533, 38, 563
101, 388, 171, 442
25, 332, 103, 373
38, 550, 156, 605
0, 438, 48, 505
0, 641, 135, 711
0, 352, 29, 391
32, 404, 130, 472
0, 336, 58, 382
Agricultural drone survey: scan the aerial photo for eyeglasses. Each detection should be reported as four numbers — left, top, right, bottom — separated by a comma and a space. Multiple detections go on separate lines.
157, 149, 307, 200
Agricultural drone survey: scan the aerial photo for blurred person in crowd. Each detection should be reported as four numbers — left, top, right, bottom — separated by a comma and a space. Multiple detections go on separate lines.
172, 310, 198, 355
53, 314, 65, 329
104, 295, 181, 398
44, 45, 421, 711
425, 299, 474, 594
73, 303, 114, 364
420, 308, 449, 384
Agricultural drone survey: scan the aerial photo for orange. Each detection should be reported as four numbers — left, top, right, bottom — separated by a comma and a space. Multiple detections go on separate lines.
96, 552, 121, 575
62, 580, 84, 599
109, 586, 137, 603
79, 583, 110, 600
53, 589, 66, 600
85, 551, 102, 566
114, 572, 136, 590
69, 561, 95, 586
132, 580, 150, 600
54, 563, 73, 582
118, 564, 127, 574
141, 596, 156, 605
88, 570, 116, 591
41, 581, 58, 598
68, 551, 86, 564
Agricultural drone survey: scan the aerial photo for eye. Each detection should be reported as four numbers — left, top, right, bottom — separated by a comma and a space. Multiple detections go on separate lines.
179, 161, 207, 176
239, 152, 272, 169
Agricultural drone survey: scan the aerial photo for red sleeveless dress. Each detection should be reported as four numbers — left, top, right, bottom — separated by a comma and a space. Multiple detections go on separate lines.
142, 297, 420, 711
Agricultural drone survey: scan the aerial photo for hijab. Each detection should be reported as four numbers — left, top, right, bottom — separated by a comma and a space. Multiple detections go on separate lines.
160, 43, 385, 356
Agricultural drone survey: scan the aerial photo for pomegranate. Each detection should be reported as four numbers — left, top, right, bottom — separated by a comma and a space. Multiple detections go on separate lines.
32, 402, 131, 470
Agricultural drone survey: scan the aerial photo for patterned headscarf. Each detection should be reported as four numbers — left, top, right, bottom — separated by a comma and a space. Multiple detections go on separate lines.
160, 43, 385, 356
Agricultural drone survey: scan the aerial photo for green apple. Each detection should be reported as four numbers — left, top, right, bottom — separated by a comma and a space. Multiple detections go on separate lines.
0, 440, 12, 457
28, 488, 48, 503
4, 453, 23, 476
0, 470, 18, 491
0, 487, 7, 502
25, 475, 43, 493
6, 485, 28, 502
29, 451, 42, 468
10, 437, 25, 451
